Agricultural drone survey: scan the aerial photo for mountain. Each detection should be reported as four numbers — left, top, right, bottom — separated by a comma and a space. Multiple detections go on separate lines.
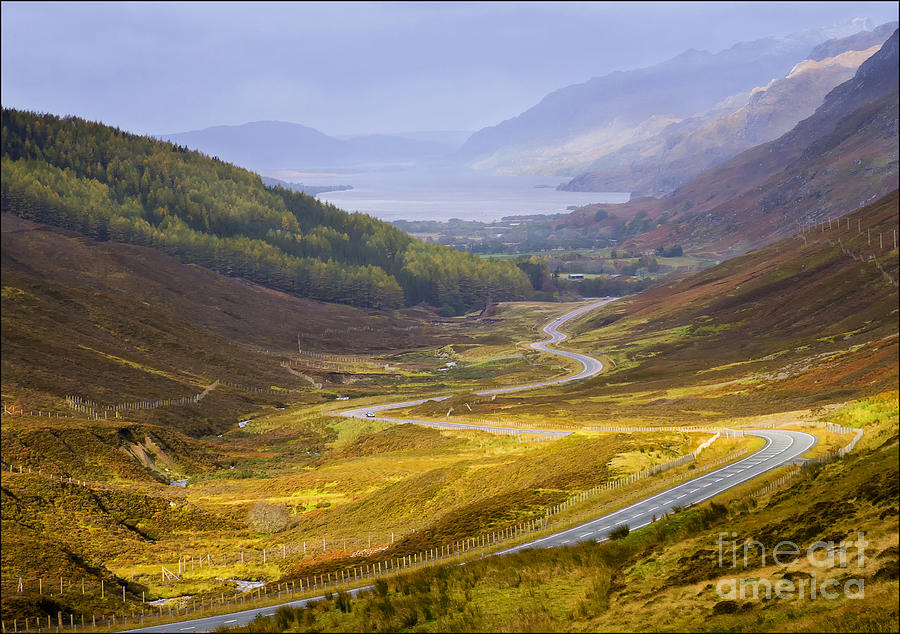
1, 108, 533, 315
808, 19, 897, 60
559, 28, 899, 257
455, 21, 873, 176
560, 45, 880, 196
159, 121, 453, 171
259, 175, 353, 196
388, 130, 474, 150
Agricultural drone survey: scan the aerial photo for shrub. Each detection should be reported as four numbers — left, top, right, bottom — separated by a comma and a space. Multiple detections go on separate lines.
247, 501, 289, 533
609, 524, 630, 540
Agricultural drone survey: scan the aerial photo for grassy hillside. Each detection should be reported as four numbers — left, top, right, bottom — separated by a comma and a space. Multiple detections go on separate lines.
1, 108, 532, 314
1, 185, 896, 628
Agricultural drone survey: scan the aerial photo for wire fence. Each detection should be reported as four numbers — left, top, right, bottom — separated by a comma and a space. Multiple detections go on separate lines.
62, 381, 219, 420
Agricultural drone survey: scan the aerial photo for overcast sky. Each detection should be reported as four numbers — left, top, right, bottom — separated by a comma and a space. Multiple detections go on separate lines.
1, 1, 897, 137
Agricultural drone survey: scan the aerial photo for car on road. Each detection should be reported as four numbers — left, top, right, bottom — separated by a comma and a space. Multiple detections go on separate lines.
366, 412, 375, 418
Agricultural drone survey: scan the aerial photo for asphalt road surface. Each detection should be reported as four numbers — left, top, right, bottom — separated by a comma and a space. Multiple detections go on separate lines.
493, 428, 816, 555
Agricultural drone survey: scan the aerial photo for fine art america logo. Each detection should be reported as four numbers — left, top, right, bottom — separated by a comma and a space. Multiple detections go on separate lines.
716, 531, 867, 600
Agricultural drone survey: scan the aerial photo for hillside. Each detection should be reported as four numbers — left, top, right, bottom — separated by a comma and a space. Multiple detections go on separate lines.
403, 191, 899, 431
159, 121, 453, 171
808, 19, 898, 60
1, 108, 532, 315
201, 400, 900, 633
559, 29, 899, 257
455, 22, 869, 175
1, 212, 460, 436
560, 45, 879, 196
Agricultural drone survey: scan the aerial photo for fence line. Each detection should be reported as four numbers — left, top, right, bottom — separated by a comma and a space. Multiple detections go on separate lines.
750, 466, 802, 499
280, 363, 323, 388
802, 425, 864, 464
218, 379, 304, 396
297, 350, 377, 365
796, 214, 898, 286
63, 381, 219, 420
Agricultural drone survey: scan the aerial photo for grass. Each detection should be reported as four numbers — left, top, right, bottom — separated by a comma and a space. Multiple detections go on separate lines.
825, 391, 899, 430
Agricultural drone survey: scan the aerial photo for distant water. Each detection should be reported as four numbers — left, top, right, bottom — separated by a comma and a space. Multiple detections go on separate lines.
274, 167, 629, 223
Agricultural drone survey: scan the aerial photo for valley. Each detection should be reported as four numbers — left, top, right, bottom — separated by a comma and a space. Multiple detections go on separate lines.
2, 190, 896, 632
1, 6, 897, 633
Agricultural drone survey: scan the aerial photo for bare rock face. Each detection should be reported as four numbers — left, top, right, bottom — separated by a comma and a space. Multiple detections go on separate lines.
807, 20, 897, 61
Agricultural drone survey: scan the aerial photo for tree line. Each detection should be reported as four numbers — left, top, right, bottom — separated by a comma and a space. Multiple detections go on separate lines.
1, 108, 532, 312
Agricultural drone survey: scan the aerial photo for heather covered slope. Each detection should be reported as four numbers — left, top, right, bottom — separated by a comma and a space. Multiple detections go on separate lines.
218, 194, 900, 634
411, 191, 899, 433
560, 29, 899, 257
0, 213, 447, 436
561, 191, 900, 422
202, 403, 900, 633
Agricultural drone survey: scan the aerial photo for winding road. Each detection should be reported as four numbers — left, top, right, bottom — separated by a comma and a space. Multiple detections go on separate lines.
123, 298, 816, 633
336, 298, 616, 435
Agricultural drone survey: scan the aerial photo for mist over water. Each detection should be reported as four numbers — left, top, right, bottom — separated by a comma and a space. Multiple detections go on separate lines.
273, 167, 629, 222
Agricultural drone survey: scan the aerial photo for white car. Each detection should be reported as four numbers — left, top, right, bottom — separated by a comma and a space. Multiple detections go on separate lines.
366, 412, 376, 418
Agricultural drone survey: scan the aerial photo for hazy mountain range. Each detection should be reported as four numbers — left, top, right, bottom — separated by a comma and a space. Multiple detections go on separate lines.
559, 43, 883, 195
158, 121, 461, 171
560, 27, 899, 256
455, 19, 888, 177
156, 19, 893, 191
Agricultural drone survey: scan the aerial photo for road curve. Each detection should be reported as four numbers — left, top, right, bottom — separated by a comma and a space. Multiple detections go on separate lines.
337, 298, 616, 434
493, 429, 816, 555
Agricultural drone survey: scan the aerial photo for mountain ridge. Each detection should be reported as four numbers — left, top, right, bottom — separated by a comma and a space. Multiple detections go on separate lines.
559, 44, 881, 196
159, 120, 454, 171
456, 21, 875, 175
